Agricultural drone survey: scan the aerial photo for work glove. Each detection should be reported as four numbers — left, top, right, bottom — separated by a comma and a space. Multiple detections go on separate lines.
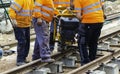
12, 19, 17, 27
37, 18, 42, 26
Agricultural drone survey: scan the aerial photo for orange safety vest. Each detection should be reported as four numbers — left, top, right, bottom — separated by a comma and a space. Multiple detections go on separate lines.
53, 0, 70, 8
33, 0, 54, 23
54, 8, 60, 15
9, 0, 34, 27
74, 0, 104, 23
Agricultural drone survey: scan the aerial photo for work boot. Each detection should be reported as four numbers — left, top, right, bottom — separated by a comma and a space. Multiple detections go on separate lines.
24, 60, 29, 63
41, 57, 55, 63
16, 62, 26, 66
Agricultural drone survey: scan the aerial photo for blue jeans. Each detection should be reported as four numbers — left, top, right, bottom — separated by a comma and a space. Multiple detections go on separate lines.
14, 27, 30, 62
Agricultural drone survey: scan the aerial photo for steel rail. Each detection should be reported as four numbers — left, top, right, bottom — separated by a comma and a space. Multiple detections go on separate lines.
99, 25, 120, 41
1, 49, 74, 74
66, 23, 120, 74
2, 25, 120, 74
106, 12, 120, 16
1, 12, 120, 74
106, 13, 120, 21
67, 48, 120, 74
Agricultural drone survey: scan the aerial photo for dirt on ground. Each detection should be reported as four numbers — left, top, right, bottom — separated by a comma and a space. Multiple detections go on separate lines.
0, 32, 34, 73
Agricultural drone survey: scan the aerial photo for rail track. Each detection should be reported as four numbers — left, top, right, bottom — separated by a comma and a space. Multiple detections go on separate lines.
1, 14, 120, 74
1, 24, 120, 74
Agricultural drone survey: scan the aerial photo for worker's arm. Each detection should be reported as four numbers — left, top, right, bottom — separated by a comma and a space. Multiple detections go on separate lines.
33, 0, 42, 18
54, 8, 59, 15
9, 0, 23, 19
76, 12, 81, 20
70, 0, 74, 10
33, 0, 42, 25
73, 0, 81, 20
9, 8, 17, 27
9, 0, 23, 27
100, 0, 106, 19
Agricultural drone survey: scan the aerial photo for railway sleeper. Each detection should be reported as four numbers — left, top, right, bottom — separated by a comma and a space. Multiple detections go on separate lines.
98, 63, 119, 74
27, 67, 51, 74
86, 70, 106, 74
62, 56, 77, 68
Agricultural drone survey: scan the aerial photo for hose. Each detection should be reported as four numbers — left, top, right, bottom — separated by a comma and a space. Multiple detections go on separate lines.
0, 0, 14, 28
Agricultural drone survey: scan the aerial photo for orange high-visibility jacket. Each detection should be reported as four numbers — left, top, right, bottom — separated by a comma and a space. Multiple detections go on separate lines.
33, 0, 54, 23
9, 0, 34, 27
54, 8, 60, 15
53, 0, 70, 8
74, 0, 104, 23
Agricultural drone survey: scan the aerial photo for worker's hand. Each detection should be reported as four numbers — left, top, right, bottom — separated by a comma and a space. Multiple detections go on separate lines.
104, 15, 107, 19
53, 15, 57, 18
67, 7, 71, 10
37, 18, 42, 26
12, 19, 17, 27
76, 12, 81, 20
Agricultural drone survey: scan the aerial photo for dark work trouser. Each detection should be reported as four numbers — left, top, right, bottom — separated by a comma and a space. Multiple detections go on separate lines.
78, 23, 103, 65
14, 27, 30, 63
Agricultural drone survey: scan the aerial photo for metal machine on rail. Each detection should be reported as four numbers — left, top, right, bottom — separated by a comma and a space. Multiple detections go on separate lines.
52, 7, 79, 51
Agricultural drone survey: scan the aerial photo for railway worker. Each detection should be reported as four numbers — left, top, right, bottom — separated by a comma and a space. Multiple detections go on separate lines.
49, 0, 71, 52
73, 0, 105, 65
9, 0, 34, 66
32, 0, 55, 62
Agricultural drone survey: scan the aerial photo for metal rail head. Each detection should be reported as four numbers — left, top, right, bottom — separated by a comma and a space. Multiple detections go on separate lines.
1, 49, 74, 74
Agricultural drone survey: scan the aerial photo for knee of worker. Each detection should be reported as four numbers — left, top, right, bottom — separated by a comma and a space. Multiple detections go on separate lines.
88, 42, 98, 48
17, 42, 26, 53
88, 39, 98, 45
50, 28, 54, 33
78, 31, 86, 45
42, 26, 49, 35
32, 18, 37, 24
78, 27, 86, 40
78, 36, 86, 45
18, 40, 26, 47
78, 24, 86, 34
50, 23, 54, 32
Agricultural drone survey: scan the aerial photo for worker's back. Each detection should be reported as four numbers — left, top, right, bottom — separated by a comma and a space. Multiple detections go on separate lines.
74, 0, 104, 23
53, 0, 70, 8
9, 0, 34, 27
33, 0, 54, 22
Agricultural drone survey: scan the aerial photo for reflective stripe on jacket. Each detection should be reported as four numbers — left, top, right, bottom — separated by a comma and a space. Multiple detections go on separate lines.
53, 0, 70, 8
9, 0, 34, 27
33, 0, 54, 23
33, 0, 54, 22
74, 0, 104, 23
